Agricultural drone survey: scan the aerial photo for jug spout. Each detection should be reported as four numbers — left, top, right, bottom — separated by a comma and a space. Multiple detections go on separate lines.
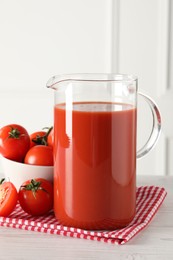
46, 74, 81, 90
46, 75, 60, 90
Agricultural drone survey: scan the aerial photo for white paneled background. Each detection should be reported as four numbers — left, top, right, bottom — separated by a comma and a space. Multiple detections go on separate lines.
0, 0, 172, 176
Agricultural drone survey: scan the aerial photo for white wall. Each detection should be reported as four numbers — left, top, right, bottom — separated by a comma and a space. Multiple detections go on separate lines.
0, 0, 172, 175
112, 0, 170, 176
0, 0, 111, 132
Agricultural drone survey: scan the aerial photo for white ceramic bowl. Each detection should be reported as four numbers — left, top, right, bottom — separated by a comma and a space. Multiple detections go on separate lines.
0, 156, 53, 190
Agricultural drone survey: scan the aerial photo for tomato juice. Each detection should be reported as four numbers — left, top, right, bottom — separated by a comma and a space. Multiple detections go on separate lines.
54, 102, 137, 230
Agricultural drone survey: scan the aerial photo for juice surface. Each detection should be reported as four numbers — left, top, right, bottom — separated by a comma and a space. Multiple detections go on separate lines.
54, 102, 137, 230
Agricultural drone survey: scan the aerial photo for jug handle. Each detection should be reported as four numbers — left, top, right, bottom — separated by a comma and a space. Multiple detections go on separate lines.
137, 92, 161, 159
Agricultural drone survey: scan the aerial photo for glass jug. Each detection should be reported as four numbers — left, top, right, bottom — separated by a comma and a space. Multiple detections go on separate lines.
47, 74, 161, 230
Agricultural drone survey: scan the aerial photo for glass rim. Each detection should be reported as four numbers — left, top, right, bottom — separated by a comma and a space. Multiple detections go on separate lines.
47, 73, 138, 89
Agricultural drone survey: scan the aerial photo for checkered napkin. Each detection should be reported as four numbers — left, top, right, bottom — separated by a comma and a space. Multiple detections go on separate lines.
0, 186, 167, 245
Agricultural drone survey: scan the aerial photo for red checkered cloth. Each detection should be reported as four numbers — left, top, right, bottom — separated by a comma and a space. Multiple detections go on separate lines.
0, 186, 167, 245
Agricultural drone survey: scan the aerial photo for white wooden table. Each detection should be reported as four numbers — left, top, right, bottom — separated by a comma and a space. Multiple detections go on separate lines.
0, 175, 172, 260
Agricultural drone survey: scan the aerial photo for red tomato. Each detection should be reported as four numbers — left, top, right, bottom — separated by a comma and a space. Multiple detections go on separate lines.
30, 127, 53, 148
0, 124, 30, 162
47, 128, 54, 147
24, 145, 53, 166
18, 178, 53, 216
30, 131, 46, 148
0, 179, 18, 217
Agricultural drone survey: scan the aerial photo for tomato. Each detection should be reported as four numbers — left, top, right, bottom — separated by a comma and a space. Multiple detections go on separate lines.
0, 124, 30, 162
47, 128, 54, 147
24, 145, 53, 166
30, 127, 53, 148
0, 178, 18, 217
30, 131, 47, 148
18, 178, 53, 216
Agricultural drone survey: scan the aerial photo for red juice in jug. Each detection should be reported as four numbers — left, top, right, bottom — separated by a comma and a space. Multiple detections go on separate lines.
54, 102, 136, 230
